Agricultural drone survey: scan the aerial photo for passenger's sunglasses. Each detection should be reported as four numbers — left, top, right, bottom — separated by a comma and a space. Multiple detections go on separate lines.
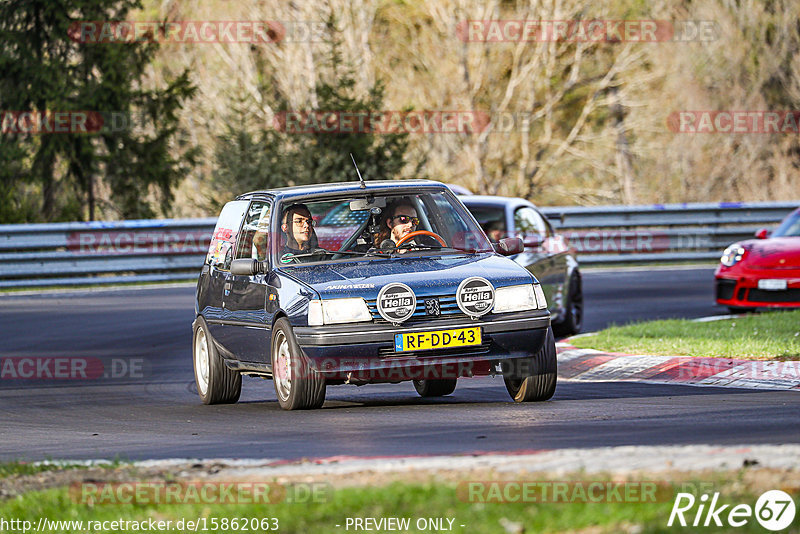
391, 215, 419, 226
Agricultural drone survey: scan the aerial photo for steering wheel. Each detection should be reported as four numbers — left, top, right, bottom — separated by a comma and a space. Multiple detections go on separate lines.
395, 230, 447, 248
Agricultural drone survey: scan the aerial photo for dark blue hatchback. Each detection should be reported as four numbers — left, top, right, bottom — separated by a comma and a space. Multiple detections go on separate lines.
193, 180, 556, 409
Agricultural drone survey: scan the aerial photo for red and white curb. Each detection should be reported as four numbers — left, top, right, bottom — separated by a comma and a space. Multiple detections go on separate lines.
556, 343, 800, 390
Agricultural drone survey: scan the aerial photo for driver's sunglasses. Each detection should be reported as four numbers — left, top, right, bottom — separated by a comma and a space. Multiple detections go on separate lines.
391, 215, 419, 226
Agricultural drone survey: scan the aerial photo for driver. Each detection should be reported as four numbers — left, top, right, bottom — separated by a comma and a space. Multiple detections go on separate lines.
280, 204, 319, 260
375, 200, 419, 251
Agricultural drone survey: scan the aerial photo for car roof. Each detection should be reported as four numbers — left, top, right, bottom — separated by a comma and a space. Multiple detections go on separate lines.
236, 180, 449, 202
459, 195, 537, 209
446, 183, 474, 195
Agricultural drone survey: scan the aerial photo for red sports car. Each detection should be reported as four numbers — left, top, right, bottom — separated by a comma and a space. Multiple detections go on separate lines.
715, 207, 800, 312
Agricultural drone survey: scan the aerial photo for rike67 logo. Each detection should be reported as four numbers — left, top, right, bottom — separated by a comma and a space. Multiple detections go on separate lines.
669, 490, 796, 531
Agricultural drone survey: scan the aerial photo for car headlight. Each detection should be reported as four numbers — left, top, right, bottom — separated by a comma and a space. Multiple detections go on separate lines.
720, 244, 746, 267
494, 284, 545, 313
307, 298, 372, 326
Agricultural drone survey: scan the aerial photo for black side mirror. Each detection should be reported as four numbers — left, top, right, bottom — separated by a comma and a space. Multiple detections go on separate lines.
495, 237, 524, 255
230, 258, 265, 276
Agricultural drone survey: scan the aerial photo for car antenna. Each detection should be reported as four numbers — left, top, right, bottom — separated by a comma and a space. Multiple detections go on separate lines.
350, 153, 366, 189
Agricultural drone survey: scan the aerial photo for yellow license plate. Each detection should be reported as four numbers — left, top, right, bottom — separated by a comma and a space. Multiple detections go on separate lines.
394, 327, 482, 352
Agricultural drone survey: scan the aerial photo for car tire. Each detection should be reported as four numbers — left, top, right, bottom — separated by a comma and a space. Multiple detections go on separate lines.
503, 326, 557, 402
271, 317, 326, 410
553, 272, 583, 337
193, 316, 241, 405
413, 379, 457, 397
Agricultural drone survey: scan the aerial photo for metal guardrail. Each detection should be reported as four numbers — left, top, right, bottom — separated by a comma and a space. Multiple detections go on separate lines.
541, 201, 797, 228
0, 201, 796, 287
0, 218, 214, 288
541, 201, 798, 265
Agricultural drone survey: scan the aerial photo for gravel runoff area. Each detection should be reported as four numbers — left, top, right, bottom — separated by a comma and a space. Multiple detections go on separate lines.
3, 445, 799, 499
161, 445, 800, 484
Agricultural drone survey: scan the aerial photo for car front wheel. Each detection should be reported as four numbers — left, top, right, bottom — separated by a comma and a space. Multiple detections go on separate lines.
193, 316, 241, 405
271, 317, 326, 410
503, 326, 557, 402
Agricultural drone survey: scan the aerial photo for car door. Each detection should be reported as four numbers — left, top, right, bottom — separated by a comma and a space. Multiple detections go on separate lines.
538, 208, 570, 317
513, 206, 560, 314
222, 200, 275, 363
202, 200, 249, 352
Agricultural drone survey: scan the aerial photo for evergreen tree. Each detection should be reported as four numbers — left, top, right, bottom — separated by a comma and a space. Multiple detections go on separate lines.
0, 0, 197, 222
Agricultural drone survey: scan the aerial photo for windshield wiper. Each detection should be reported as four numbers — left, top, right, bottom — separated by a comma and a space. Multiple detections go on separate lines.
332, 249, 393, 259
440, 246, 482, 253
386, 244, 482, 255
363, 249, 393, 258
396, 244, 475, 252
279, 248, 333, 263
281, 248, 392, 263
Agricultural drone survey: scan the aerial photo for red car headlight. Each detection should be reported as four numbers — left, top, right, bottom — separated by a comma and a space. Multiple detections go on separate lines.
720, 244, 746, 267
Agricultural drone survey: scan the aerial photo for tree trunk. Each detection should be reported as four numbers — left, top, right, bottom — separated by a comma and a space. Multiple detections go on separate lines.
611, 86, 634, 205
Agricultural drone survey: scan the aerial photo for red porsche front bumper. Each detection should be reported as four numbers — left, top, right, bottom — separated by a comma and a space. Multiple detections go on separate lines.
715, 269, 800, 308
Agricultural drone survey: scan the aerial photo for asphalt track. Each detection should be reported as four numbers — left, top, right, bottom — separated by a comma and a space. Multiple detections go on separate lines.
1, 267, 798, 461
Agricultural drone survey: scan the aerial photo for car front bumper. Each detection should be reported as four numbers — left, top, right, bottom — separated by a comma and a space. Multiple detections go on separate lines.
715, 275, 800, 308
293, 310, 551, 380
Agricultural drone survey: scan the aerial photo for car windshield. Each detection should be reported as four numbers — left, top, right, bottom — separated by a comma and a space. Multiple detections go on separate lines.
273, 190, 494, 265
772, 210, 800, 237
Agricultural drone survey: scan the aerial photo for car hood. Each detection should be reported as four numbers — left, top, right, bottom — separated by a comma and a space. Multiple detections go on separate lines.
743, 237, 800, 269
278, 253, 534, 299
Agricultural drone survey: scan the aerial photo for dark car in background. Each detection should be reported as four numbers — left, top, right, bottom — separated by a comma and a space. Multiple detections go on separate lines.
460, 196, 582, 337
715, 207, 800, 312
193, 180, 557, 410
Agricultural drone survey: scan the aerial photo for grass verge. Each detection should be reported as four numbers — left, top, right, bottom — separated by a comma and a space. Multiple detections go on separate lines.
0, 461, 88, 478
570, 310, 800, 360
1, 474, 794, 533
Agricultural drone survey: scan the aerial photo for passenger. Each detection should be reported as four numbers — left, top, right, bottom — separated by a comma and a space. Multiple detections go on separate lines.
375, 200, 420, 250
483, 220, 505, 242
280, 204, 319, 260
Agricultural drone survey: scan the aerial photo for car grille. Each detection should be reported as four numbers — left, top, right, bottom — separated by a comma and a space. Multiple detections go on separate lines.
737, 287, 748, 300
366, 294, 468, 323
745, 288, 800, 303
715, 279, 736, 301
